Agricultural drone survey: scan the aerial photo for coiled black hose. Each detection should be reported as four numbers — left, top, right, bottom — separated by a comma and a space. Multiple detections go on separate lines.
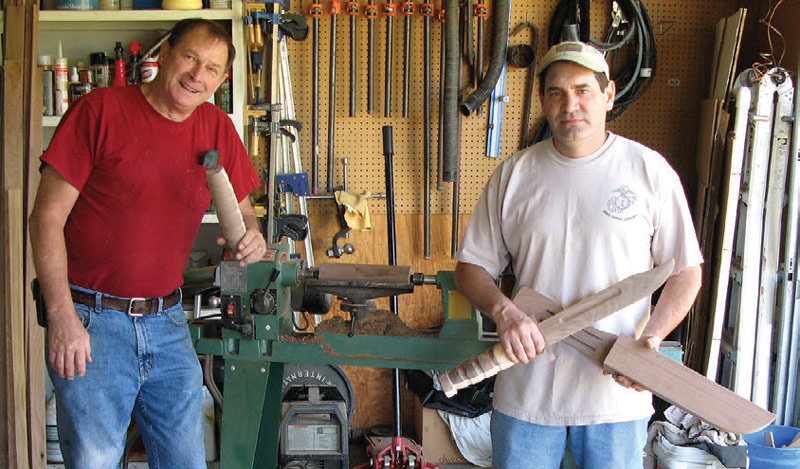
546, 0, 656, 121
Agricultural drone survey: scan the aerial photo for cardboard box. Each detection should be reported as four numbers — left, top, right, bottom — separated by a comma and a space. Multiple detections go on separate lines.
413, 396, 470, 466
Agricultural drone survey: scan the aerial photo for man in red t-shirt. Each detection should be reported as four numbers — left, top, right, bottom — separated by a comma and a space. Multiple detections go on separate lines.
29, 19, 264, 468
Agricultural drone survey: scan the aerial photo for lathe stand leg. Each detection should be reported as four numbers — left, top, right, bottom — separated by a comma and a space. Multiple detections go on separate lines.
219, 359, 284, 468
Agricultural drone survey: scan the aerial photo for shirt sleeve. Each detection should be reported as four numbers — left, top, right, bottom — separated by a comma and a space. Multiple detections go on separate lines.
40, 97, 99, 191
651, 157, 704, 274
456, 164, 512, 279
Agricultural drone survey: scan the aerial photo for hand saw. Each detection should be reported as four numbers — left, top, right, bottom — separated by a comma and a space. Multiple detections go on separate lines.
520, 288, 776, 435
437, 259, 675, 397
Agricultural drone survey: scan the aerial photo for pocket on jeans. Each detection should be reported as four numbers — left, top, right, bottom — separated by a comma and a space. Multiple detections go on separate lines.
164, 306, 189, 326
74, 303, 93, 330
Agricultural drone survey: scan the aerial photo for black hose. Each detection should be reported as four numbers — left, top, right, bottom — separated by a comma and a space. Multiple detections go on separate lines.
458, 0, 511, 117
579, 0, 590, 42
441, 0, 461, 181
545, 0, 656, 123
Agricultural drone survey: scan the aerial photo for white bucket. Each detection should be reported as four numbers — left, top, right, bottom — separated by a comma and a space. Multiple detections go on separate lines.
653, 434, 726, 469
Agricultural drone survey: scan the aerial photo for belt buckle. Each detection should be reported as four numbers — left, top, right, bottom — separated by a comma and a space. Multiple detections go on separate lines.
127, 297, 148, 317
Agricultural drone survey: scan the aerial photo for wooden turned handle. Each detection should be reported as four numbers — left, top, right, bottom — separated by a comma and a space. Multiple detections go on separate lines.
206, 166, 246, 251
438, 343, 514, 398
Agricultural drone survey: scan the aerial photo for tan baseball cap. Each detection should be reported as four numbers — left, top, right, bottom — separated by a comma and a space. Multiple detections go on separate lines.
538, 41, 610, 80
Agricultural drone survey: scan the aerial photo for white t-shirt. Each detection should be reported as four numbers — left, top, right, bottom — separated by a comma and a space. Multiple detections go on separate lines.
456, 133, 703, 426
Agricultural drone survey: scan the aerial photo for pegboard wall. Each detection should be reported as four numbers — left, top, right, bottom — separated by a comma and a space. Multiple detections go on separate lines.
259, 0, 738, 215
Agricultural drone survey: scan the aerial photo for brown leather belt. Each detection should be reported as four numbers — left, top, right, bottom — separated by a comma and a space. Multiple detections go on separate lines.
70, 289, 181, 316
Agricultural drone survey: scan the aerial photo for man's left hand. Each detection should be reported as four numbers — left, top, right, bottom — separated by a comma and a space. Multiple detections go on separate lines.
605, 335, 660, 392
217, 227, 267, 265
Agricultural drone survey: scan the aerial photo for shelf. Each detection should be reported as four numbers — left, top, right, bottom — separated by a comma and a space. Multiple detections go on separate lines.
39, 9, 234, 22
38, 8, 235, 31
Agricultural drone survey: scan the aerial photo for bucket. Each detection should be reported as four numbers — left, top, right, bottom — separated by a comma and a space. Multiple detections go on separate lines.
743, 425, 800, 468
652, 434, 725, 469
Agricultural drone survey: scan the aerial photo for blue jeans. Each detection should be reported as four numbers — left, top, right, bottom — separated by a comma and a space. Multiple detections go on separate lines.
491, 410, 648, 469
47, 287, 206, 469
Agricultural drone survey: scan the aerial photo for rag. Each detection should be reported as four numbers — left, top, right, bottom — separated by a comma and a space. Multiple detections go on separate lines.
334, 191, 372, 230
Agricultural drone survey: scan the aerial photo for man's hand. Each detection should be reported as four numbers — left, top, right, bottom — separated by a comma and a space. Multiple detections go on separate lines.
217, 226, 267, 266
606, 335, 660, 392
48, 310, 92, 380
494, 303, 547, 364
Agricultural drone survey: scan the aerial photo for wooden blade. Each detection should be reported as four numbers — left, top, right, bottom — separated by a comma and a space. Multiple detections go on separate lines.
514, 288, 617, 365
604, 334, 775, 434
537, 259, 675, 344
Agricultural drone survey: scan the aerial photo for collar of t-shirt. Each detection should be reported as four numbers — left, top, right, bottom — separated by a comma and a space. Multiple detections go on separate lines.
548, 131, 617, 167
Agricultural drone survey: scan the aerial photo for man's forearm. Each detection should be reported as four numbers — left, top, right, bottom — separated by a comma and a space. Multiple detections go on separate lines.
453, 262, 515, 321
641, 265, 702, 343
29, 216, 75, 320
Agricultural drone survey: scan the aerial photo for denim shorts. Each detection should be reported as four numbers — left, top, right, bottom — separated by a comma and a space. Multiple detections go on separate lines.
491, 410, 649, 469
47, 286, 206, 469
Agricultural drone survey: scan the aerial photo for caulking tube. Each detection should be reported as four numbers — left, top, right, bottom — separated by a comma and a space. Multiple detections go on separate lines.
54, 41, 69, 116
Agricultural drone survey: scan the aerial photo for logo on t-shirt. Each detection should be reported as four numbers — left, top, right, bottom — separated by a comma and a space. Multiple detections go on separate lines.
603, 185, 637, 221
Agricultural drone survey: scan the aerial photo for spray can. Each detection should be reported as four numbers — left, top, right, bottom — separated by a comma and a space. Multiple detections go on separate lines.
140, 54, 159, 83
112, 42, 127, 87
54, 42, 69, 116
90, 52, 108, 88
38, 55, 55, 116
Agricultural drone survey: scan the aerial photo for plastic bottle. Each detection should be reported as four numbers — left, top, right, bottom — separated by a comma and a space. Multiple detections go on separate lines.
140, 55, 159, 83
112, 42, 127, 87
67, 65, 81, 104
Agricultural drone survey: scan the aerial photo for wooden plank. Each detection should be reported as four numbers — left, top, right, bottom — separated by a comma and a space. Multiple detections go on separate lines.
710, 9, 747, 102
4, 190, 31, 469
603, 334, 775, 434
317, 263, 413, 284
25, 3, 47, 466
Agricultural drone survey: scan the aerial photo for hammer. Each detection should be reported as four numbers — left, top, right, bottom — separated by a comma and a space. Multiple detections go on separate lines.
201, 150, 246, 253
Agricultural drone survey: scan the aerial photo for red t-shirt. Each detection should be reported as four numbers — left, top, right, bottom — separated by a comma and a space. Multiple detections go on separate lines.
42, 85, 260, 298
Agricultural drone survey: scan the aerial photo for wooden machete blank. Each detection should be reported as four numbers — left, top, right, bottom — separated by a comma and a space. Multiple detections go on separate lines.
603, 334, 775, 434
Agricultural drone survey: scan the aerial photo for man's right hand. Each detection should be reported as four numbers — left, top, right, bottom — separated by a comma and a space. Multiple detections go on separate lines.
493, 303, 546, 364
47, 310, 92, 379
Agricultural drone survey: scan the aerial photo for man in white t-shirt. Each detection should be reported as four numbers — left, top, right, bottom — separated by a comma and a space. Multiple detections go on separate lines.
454, 41, 703, 468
